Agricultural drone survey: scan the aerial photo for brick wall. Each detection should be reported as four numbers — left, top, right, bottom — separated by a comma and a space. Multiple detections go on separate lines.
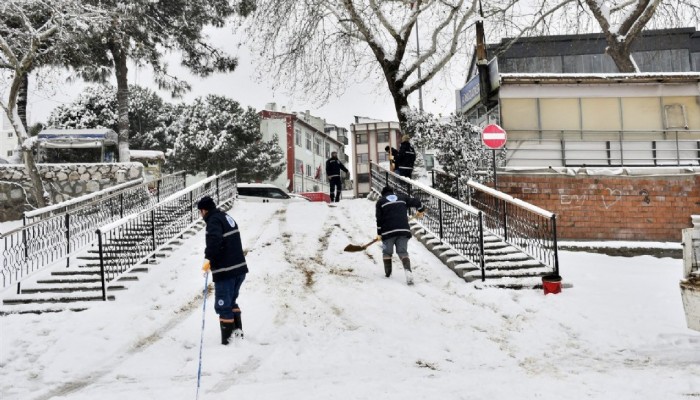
496, 173, 700, 241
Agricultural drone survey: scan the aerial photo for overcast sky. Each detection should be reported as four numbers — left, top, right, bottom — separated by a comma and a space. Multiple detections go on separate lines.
26, 26, 466, 130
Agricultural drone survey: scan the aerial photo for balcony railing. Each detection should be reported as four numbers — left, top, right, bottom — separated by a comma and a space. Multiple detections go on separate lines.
504, 129, 700, 167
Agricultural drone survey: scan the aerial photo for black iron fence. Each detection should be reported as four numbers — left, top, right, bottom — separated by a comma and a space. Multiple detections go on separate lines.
0, 172, 188, 291
467, 180, 559, 274
428, 168, 559, 274
370, 163, 487, 280
94, 170, 237, 300
372, 163, 559, 279
23, 172, 187, 224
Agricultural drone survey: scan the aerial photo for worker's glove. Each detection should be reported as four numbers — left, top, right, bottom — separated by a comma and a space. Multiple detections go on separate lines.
376, 235, 382, 242
202, 260, 211, 273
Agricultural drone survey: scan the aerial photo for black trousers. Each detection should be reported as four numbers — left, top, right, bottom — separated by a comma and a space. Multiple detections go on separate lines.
329, 177, 342, 202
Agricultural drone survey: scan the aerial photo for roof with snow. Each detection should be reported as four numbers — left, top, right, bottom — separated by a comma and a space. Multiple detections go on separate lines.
467, 27, 700, 81
130, 150, 165, 161
499, 72, 700, 85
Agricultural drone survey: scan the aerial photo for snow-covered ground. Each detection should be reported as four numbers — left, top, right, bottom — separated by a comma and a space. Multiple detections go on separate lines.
1, 199, 698, 400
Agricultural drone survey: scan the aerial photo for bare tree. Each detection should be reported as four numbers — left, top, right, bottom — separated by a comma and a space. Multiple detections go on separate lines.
0, 0, 107, 208
246, 0, 503, 127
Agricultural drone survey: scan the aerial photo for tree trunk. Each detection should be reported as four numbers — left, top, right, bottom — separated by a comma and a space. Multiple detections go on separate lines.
17, 74, 29, 130
7, 108, 47, 208
383, 64, 411, 132
23, 148, 47, 208
606, 43, 639, 73
112, 45, 130, 162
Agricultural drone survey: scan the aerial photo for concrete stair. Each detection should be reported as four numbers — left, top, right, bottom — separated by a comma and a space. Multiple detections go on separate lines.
0, 219, 205, 315
411, 222, 567, 290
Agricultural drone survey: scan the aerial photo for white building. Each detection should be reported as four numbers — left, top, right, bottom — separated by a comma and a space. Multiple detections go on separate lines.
0, 113, 16, 161
350, 117, 402, 197
259, 104, 348, 193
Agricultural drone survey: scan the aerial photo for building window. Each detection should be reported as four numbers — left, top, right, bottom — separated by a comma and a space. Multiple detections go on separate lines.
306, 164, 312, 176
356, 173, 370, 183
305, 132, 312, 150
295, 158, 304, 174
295, 129, 302, 146
356, 153, 369, 164
314, 137, 322, 155
355, 133, 367, 144
377, 132, 389, 142
7, 150, 12, 157
325, 143, 331, 158
378, 152, 388, 162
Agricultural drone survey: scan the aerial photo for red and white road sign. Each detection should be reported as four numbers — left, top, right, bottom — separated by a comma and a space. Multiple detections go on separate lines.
482, 124, 507, 149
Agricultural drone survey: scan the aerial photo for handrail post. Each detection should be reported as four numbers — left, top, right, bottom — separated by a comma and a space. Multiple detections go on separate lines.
479, 212, 485, 282
157, 179, 162, 203
119, 193, 124, 218
438, 199, 444, 239
151, 210, 157, 253
65, 214, 70, 268
552, 214, 560, 276
189, 191, 194, 223
502, 200, 508, 241
97, 230, 107, 301
216, 176, 220, 203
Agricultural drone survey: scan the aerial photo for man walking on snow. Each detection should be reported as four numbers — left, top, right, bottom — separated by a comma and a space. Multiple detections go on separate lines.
396, 135, 416, 179
199, 196, 248, 344
325, 151, 348, 202
375, 185, 425, 285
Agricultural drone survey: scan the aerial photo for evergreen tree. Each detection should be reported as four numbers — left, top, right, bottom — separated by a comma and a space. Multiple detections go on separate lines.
47, 85, 175, 151
62, 0, 256, 161
170, 95, 284, 180
406, 109, 505, 196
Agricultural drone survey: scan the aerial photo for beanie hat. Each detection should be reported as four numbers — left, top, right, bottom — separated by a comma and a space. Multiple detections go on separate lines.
197, 196, 216, 211
381, 186, 393, 196
401, 134, 410, 142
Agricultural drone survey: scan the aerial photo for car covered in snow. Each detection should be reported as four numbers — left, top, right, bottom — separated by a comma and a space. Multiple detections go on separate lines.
236, 183, 310, 203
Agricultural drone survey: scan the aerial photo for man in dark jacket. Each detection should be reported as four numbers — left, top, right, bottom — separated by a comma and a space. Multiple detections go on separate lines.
375, 185, 425, 285
198, 196, 248, 344
384, 145, 399, 172
396, 135, 416, 179
325, 151, 348, 202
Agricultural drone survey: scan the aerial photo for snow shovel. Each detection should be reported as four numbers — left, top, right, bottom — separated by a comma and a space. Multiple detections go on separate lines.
344, 237, 381, 252
343, 212, 423, 252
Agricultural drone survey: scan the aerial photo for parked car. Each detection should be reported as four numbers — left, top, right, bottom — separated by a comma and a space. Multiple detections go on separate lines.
236, 183, 310, 203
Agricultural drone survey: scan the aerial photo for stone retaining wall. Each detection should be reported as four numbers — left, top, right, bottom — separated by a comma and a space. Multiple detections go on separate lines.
0, 163, 143, 222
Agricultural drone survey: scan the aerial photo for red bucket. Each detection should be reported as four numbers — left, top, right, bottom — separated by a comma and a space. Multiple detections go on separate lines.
542, 274, 562, 295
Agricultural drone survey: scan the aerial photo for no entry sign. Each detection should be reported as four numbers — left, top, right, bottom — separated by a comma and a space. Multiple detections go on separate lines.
482, 124, 507, 149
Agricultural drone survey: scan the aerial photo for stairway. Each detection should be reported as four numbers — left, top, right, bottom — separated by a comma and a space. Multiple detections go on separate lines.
0, 216, 205, 315
411, 222, 564, 289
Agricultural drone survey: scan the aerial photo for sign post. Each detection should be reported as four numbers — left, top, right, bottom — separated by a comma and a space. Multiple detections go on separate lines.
482, 124, 507, 188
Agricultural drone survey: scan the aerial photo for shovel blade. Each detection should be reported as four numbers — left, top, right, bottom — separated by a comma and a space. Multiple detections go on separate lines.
343, 244, 366, 252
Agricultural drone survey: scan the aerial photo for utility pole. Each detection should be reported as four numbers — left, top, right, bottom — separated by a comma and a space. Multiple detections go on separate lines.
416, 17, 423, 112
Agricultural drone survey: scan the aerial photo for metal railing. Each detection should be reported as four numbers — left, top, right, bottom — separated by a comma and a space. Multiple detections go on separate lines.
428, 168, 559, 274
94, 170, 237, 300
0, 172, 188, 291
468, 180, 559, 274
370, 163, 488, 281
374, 163, 560, 278
23, 171, 187, 224
504, 130, 700, 167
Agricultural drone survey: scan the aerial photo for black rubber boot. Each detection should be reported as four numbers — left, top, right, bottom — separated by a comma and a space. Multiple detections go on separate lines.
220, 321, 234, 345
401, 257, 414, 285
233, 310, 244, 339
383, 258, 392, 278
